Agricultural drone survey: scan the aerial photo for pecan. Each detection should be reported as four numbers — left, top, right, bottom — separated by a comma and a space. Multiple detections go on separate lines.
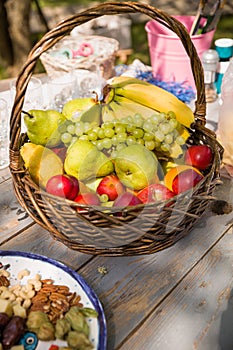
0, 275, 10, 287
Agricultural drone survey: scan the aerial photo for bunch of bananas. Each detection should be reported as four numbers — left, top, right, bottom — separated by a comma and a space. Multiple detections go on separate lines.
101, 76, 194, 128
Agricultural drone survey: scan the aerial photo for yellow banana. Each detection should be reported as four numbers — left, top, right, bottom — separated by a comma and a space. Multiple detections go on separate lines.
112, 95, 161, 119
110, 76, 149, 88
108, 79, 194, 128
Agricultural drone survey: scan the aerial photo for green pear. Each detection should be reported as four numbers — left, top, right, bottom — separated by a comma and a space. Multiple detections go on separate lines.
24, 109, 66, 147
114, 144, 158, 191
62, 97, 99, 122
20, 143, 64, 188
64, 139, 114, 181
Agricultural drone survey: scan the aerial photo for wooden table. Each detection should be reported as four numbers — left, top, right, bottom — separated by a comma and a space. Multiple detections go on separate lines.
1, 76, 233, 349
1, 163, 233, 349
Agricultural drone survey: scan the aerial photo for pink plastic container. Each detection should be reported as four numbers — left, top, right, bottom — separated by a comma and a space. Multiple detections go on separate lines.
145, 16, 215, 89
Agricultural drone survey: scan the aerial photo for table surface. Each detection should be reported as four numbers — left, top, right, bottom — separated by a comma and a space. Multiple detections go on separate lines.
1, 78, 233, 350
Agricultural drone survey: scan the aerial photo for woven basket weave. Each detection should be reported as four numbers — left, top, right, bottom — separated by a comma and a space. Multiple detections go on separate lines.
10, 2, 223, 256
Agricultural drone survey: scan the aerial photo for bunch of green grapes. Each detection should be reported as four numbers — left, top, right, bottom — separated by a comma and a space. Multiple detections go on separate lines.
58, 111, 186, 157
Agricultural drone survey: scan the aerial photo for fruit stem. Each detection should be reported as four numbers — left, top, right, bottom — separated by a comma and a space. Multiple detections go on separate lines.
22, 110, 33, 118
102, 84, 115, 104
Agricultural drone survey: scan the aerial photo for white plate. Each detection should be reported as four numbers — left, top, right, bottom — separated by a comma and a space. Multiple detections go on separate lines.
0, 250, 107, 350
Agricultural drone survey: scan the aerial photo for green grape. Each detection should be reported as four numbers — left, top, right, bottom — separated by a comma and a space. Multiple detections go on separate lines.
167, 111, 176, 119
102, 138, 112, 149
150, 113, 162, 125
71, 136, 78, 144
116, 143, 127, 152
67, 124, 76, 135
133, 113, 144, 127
61, 132, 72, 144
58, 123, 67, 134
145, 140, 156, 151
126, 136, 137, 146
159, 122, 172, 135
92, 126, 101, 134
104, 127, 115, 138
75, 122, 84, 136
111, 135, 118, 146
117, 132, 127, 143
111, 150, 118, 159
176, 136, 186, 145
160, 143, 171, 153
99, 194, 109, 203
132, 128, 144, 139
115, 124, 126, 134
143, 132, 154, 141
97, 128, 105, 139
126, 123, 136, 133
79, 134, 89, 141
154, 130, 165, 142
102, 121, 114, 129
136, 138, 145, 146
143, 121, 153, 132
87, 130, 98, 141
169, 118, 178, 129
96, 140, 104, 151
83, 122, 91, 133
164, 134, 174, 144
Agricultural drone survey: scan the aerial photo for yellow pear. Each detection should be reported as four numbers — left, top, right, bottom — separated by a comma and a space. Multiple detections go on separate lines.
20, 143, 64, 188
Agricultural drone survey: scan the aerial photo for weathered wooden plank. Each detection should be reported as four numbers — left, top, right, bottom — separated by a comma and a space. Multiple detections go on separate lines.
0, 222, 91, 268
119, 225, 233, 350
0, 178, 33, 242
77, 179, 233, 349
0, 167, 11, 183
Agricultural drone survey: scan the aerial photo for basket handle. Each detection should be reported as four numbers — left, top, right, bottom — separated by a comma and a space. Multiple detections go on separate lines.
10, 1, 206, 157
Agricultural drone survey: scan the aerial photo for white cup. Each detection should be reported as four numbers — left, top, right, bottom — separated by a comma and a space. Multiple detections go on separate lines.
0, 98, 10, 169
10, 76, 44, 110
47, 73, 77, 111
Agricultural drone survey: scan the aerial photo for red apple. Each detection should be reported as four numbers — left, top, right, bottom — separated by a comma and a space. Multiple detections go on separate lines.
46, 174, 79, 200
74, 192, 101, 206
113, 192, 142, 207
172, 169, 204, 195
137, 183, 175, 204
96, 175, 125, 201
184, 145, 213, 170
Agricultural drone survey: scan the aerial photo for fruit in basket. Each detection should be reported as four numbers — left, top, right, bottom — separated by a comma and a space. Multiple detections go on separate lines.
46, 174, 79, 200
64, 139, 114, 181
96, 174, 125, 201
113, 191, 143, 208
137, 183, 175, 204
103, 76, 195, 128
74, 192, 101, 206
164, 165, 203, 194
114, 144, 158, 191
62, 96, 100, 123
20, 143, 63, 188
23, 109, 66, 147
184, 145, 213, 170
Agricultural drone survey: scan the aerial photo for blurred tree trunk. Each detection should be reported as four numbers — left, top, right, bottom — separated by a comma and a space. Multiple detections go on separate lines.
0, 0, 32, 77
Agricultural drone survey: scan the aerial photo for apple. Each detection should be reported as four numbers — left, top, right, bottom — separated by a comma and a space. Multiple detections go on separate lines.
172, 169, 204, 195
74, 192, 101, 206
113, 192, 143, 207
184, 145, 213, 170
137, 183, 175, 204
96, 175, 125, 201
46, 174, 79, 200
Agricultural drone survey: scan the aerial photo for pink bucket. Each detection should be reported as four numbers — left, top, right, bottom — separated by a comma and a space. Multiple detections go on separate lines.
145, 16, 215, 89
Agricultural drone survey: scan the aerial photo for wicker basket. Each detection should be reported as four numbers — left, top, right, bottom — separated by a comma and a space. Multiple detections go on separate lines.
40, 35, 119, 79
10, 2, 223, 256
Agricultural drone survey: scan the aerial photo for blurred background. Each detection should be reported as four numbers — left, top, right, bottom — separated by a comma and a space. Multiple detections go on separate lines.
0, 0, 232, 79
